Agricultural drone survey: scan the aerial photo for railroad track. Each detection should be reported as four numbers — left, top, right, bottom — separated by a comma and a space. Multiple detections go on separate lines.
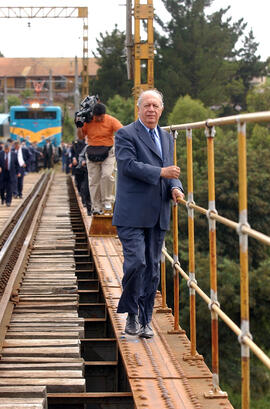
0, 172, 134, 409
0, 172, 233, 409
0, 172, 45, 252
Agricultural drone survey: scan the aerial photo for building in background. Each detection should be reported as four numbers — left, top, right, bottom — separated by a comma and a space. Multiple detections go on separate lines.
0, 57, 98, 101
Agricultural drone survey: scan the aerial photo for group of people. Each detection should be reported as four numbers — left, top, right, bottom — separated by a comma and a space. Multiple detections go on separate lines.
0, 135, 60, 206
0, 139, 39, 206
72, 89, 184, 339
1, 89, 185, 340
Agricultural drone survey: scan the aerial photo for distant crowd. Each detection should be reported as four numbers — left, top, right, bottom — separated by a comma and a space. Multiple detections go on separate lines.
0, 137, 71, 207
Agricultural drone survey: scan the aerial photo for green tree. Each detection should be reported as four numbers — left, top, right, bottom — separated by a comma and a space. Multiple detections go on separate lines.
0, 95, 21, 113
236, 30, 266, 109
168, 94, 213, 124
20, 89, 34, 100
246, 84, 270, 112
168, 94, 215, 193
106, 94, 134, 125
0, 51, 3, 57
7, 95, 21, 108
62, 104, 75, 142
91, 25, 132, 103
154, 0, 266, 119
155, 0, 247, 116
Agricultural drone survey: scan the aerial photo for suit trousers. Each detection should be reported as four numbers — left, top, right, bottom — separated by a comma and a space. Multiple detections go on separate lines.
116, 223, 166, 326
86, 148, 115, 212
1, 171, 12, 204
17, 174, 24, 197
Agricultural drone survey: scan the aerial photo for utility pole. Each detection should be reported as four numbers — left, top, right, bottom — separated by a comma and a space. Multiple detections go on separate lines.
126, 0, 154, 118
49, 69, 53, 105
4, 77, 8, 113
74, 56, 80, 139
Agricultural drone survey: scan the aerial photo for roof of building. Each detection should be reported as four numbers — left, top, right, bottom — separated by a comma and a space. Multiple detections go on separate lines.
0, 57, 99, 77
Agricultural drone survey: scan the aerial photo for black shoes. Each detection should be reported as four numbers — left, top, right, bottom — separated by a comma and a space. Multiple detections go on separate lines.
124, 314, 154, 338
139, 324, 154, 339
125, 313, 139, 335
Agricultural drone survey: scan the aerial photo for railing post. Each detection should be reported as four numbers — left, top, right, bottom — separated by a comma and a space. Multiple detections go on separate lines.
183, 128, 200, 360
168, 129, 184, 334
237, 121, 251, 409
204, 125, 226, 398
156, 242, 172, 313
160, 243, 167, 309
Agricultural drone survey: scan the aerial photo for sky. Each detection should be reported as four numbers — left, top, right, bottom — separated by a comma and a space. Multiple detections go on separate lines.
0, 0, 269, 60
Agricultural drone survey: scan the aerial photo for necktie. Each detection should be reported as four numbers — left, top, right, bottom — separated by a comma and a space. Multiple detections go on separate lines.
5, 154, 8, 170
149, 128, 162, 158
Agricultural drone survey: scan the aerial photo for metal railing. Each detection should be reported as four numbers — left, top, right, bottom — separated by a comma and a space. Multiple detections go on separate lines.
161, 111, 270, 409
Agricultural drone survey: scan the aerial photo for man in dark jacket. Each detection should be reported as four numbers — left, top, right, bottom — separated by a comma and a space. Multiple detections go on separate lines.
43, 138, 54, 169
112, 89, 184, 338
0, 143, 20, 206
13, 141, 29, 198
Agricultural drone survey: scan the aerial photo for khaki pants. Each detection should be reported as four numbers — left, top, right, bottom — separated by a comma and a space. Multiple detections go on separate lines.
86, 147, 115, 212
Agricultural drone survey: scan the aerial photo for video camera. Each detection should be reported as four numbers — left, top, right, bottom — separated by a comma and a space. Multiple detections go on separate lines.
74, 94, 99, 128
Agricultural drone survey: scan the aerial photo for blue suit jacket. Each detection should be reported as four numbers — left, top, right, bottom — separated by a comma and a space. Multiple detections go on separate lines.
0, 150, 20, 188
112, 120, 183, 230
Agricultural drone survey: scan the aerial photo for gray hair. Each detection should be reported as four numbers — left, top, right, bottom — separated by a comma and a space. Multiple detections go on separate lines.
137, 89, 164, 108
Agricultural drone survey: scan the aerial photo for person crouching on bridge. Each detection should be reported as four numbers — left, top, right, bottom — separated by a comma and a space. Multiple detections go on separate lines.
81, 103, 122, 215
112, 89, 184, 339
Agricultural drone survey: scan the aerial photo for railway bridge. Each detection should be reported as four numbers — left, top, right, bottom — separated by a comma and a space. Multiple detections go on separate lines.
0, 110, 269, 409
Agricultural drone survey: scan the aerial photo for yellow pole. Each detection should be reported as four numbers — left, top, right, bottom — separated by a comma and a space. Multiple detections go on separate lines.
186, 129, 197, 356
205, 125, 220, 392
147, 0, 154, 89
133, 0, 154, 119
157, 241, 172, 314
134, 0, 141, 119
172, 130, 180, 331
160, 242, 167, 309
237, 121, 250, 409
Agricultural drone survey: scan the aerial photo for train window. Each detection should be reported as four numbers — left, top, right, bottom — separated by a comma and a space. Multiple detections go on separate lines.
14, 111, 57, 120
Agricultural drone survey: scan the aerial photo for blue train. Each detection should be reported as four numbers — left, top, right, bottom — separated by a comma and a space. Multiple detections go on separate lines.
9, 103, 62, 147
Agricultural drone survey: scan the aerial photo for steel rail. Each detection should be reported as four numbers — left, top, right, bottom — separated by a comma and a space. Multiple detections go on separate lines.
0, 172, 53, 346
0, 173, 50, 279
0, 173, 45, 250
162, 248, 270, 370
178, 198, 270, 246
171, 130, 181, 333
162, 111, 270, 132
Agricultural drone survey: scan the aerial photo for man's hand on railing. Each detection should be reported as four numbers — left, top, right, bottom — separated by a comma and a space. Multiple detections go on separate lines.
172, 188, 185, 203
160, 165, 180, 179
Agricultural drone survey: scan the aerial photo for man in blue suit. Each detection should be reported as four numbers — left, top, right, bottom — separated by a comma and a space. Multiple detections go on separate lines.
112, 89, 184, 338
13, 141, 30, 199
0, 143, 20, 206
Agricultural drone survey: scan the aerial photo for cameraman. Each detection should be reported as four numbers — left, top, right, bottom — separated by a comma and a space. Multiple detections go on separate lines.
81, 103, 122, 215
70, 131, 91, 215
